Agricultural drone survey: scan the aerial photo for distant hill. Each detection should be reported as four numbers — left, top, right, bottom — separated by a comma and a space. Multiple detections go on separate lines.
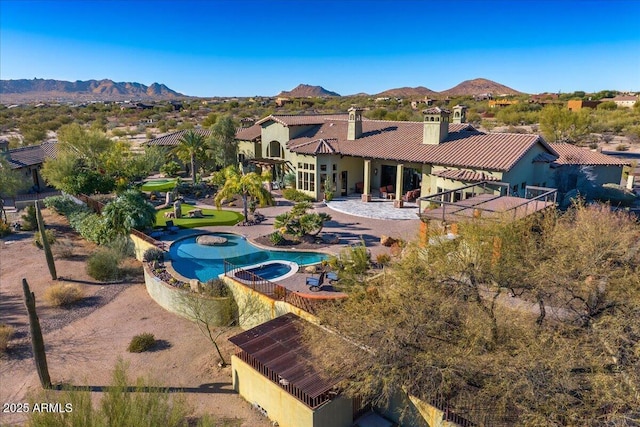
375, 86, 439, 98
278, 84, 340, 97
0, 78, 185, 103
439, 78, 523, 97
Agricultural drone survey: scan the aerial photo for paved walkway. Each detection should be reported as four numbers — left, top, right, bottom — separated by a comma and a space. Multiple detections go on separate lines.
325, 196, 419, 220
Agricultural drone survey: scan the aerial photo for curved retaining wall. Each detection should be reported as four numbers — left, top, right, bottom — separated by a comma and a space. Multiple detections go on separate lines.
143, 265, 231, 325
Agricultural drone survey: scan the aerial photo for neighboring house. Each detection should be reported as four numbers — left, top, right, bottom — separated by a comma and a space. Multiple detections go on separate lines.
146, 126, 263, 166
1, 140, 57, 192
610, 95, 638, 108
567, 99, 601, 111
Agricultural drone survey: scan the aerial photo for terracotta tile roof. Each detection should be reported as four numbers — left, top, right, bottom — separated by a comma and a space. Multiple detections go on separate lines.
256, 114, 349, 126
551, 143, 629, 166
229, 313, 341, 403
433, 169, 500, 182
235, 124, 261, 141
287, 119, 553, 171
289, 138, 338, 154
6, 142, 57, 169
146, 128, 212, 146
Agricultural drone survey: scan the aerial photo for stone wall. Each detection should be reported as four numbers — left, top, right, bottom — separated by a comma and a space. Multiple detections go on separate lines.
143, 265, 232, 325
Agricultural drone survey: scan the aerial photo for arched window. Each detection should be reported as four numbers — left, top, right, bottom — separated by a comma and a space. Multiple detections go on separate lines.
268, 141, 283, 158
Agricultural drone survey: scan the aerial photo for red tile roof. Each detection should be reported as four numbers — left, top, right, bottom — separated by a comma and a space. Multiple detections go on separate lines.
551, 144, 629, 166
146, 128, 212, 146
6, 142, 57, 169
236, 124, 261, 141
256, 114, 349, 126
287, 118, 555, 172
433, 169, 500, 182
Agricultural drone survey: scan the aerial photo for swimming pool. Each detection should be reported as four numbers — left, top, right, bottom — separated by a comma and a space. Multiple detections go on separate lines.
169, 233, 328, 282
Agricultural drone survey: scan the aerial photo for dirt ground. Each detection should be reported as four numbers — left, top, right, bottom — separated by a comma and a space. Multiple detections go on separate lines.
0, 210, 271, 427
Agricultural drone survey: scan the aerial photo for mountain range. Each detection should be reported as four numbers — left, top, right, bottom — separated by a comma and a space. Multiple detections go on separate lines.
279, 78, 521, 98
0, 77, 522, 103
0, 78, 184, 103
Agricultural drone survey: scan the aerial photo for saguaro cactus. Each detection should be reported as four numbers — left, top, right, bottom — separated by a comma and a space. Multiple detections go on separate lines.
22, 278, 52, 389
35, 202, 57, 280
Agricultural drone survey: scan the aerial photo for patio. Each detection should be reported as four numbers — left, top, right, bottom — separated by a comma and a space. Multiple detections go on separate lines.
325, 195, 419, 220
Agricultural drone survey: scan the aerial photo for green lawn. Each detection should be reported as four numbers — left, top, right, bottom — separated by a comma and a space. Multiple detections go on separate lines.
155, 204, 244, 228
141, 179, 178, 192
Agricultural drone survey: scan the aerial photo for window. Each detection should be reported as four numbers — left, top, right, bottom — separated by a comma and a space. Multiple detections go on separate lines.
320, 165, 327, 171
332, 164, 337, 171
521, 182, 526, 190
297, 162, 316, 192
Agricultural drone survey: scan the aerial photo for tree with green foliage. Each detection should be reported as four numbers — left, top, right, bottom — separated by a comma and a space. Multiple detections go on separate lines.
306, 204, 640, 425
213, 165, 273, 223
0, 156, 30, 222
172, 129, 206, 183
102, 190, 156, 236
274, 201, 331, 241
539, 105, 592, 143
208, 115, 239, 168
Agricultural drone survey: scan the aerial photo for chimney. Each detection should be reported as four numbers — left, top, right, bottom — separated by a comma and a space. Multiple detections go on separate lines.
422, 107, 450, 145
452, 105, 467, 124
347, 107, 363, 140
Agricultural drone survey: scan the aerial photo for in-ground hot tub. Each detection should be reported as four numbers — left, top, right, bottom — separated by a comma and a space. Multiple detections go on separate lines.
232, 260, 299, 283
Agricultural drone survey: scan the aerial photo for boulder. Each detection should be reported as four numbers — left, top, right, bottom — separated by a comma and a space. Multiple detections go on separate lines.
196, 235, 228, 246
305, 265, 317, 274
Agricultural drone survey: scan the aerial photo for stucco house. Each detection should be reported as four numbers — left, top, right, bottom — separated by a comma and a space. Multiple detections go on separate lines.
145, 108, 626, 207
1, 140, 57, 193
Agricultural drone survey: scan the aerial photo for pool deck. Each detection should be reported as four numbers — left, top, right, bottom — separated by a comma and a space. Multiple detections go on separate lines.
153, 191, 421, 296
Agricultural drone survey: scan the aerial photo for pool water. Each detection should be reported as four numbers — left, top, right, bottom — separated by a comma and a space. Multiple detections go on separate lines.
244, 263, 292, 280
169, 233, 328, 282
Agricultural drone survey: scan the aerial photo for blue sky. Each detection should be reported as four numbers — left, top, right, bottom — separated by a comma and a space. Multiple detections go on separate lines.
1, 0, 639, 97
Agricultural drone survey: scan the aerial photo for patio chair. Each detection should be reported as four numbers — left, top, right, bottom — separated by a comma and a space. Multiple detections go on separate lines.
306, 271, 325, 292
165, 220, 180, 234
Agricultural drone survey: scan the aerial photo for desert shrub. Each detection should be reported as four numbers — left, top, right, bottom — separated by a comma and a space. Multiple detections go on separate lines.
143, 247, 165, 263
21, 205, 37, 231
0, 324, 15, 353
52, 238, 75, 259
282, 188, 314, 202
616, 144, 629, 151
269, 231, 284, 246
127, 333, 156, 353
44, 195, 84, 216
44, 283, 84, 307
160, 160, 181, 177
376, 253, 391, 266
34, 229, 56, 248
203, 278, 230, 297
588, 142, 598, 149
0, 220, 11, 238
106, 236, 135, 258
28, 360, 197, 426
87, 249, 121, 281
72, 211, 111, 245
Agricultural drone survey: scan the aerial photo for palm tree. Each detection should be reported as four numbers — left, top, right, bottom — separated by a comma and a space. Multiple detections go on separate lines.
102, 190, 157, 236
214, 166, 273, 223
172, 130, 206, 183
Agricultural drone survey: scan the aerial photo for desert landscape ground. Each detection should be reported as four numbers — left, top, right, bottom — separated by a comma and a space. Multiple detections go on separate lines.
0, 209, 271, 427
